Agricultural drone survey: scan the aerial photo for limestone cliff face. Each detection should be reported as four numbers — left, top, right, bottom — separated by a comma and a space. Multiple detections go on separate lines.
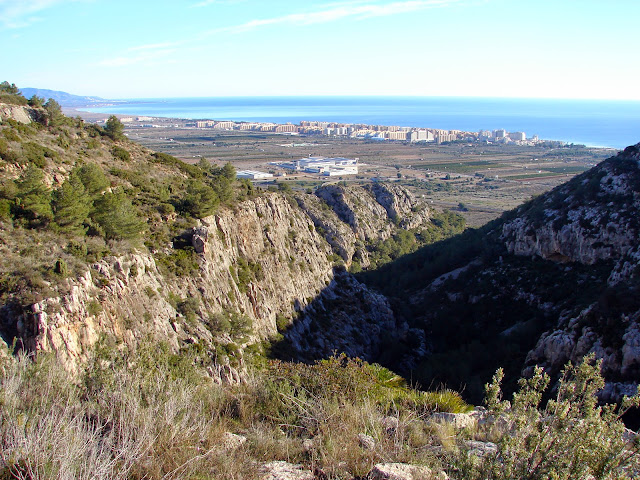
191, 194, 335, 338
19, 254, 181, 372
302, 183, 431, 267
0, 103, 45, 124
501, 144, 640, 272
294, 193, 359, 263
499, 145, 640, 395
524, 309, 640, 401
366, 182, 430, 230
379, 145, 640, 403
276, 271, 399, 363
9, 193, 335, 371
314, 183, 430, 244
499, 146, 640, 400
5, 183, 433, 373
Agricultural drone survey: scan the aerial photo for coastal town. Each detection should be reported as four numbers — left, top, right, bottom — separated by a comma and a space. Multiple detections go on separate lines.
114, 116, 537, 146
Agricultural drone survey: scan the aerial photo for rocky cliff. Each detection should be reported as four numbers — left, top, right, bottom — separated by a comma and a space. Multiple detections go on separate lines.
1, 179, 433, 376
0, 103, 45, 125
0, 101, 448, 376
10, 193, 335, 372
300, 182, 431, 268
501, 144, 640, 396
358, 144, 640, 403
501, 144, 640, 268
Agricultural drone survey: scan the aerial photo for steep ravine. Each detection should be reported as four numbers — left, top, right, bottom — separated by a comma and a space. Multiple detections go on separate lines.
1, 183, 432, 375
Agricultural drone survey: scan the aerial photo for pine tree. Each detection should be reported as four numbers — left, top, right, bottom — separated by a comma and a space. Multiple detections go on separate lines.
182, 179, 219, 218
52, 170, 92, 234
104, 115, 125, 141
15, 166, 52, 226
44, 99, 63, 126
77, 163, 109, 197
221, 162, 236, 180
27, 95, 44, 107
91, 190, 145, 240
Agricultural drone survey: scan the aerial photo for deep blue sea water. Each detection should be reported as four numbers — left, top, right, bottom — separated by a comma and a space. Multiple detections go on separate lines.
81, 97, 640, 149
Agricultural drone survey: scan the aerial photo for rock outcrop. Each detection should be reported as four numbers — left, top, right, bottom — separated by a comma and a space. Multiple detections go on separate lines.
314, 183, 430, 245
502, 145, 640, 393
368, 144, 640, 403
302, 182, 431, 267
259, 461, 315, 480
369, 463, 447, 480
1, 182, 433, 373
0, 103, 44, 124
4, 193, 335, 370
501, 144, 640, 269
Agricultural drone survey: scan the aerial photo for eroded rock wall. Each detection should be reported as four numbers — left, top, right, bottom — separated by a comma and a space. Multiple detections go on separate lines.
4, 183, 430, 372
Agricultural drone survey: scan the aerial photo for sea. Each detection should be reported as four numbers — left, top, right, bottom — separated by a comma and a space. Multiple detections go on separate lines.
80, 96, 640, 150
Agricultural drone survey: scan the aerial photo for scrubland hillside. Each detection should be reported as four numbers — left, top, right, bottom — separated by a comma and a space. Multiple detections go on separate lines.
0, 82, 638, 479
359, 143, 640, 406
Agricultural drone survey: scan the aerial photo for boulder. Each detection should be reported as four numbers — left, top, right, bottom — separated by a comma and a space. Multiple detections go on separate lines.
368, 463, 447, 480
381, 416, 399, 436
430, 412, 477, 430
220, 432, 247, 451
259, 461, 314, 480
358, 433, 376, 450
465, 440, 497, 458
191, 225, 209, 254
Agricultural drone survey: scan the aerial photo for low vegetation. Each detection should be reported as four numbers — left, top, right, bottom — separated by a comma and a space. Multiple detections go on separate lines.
0, 344, 636, 480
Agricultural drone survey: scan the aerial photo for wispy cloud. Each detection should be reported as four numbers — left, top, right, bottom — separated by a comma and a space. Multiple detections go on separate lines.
208, 0, 460, 34
128, 41, 179, 52
0, 0, 83, 29
192, 0, 246, 7
96, 42, 180, 68
97, 0, 461, 67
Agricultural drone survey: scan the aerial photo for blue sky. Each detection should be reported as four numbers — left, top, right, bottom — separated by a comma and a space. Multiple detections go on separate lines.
1, 0, 639, 99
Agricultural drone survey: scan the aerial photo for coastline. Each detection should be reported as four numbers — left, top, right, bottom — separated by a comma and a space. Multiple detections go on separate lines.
72, 96, 640, 150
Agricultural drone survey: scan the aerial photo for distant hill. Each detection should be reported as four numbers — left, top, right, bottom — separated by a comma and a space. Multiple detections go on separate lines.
19, 87, 107, 107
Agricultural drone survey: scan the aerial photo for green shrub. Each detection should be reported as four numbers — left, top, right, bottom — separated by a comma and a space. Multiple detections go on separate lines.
157, 247, 199, 277
53, 258, 68, 277
66, 240, 88, 259
177, 296, 200, 321
87, 300, 102, 316
0, 198, 12, 221
111, 145, 131, 162
2, 128, 21, 142
152, 152, 202, 178
455, 354, 640, 480
275, 314, 289, 332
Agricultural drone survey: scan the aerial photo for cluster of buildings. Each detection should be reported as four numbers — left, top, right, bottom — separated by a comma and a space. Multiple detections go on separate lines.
235, 156, 359, 180
236, 170, 274, 180
187, 119, 533, 145
273, 156, 359, 177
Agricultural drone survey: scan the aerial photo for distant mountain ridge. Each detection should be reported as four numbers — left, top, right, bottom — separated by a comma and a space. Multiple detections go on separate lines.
19, 87, 107, 107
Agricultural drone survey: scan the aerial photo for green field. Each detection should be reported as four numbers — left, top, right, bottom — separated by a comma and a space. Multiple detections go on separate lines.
415, 161, 503, 173
506, 173, 565, 180
542, 165, 590, 174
